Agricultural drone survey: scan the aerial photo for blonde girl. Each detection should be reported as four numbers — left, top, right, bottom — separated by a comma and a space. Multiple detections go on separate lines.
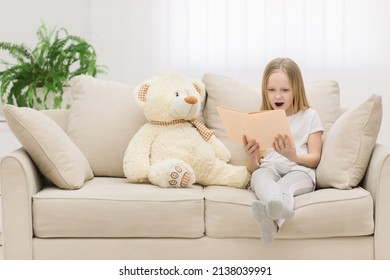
243, 58, 323, 243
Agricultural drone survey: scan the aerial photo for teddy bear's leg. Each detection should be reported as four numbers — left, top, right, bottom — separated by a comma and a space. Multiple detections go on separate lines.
203, 160, 251, 188
149, 159, 196, 188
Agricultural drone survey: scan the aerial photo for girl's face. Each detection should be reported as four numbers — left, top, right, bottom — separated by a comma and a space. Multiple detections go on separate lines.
266, 70, 294, 116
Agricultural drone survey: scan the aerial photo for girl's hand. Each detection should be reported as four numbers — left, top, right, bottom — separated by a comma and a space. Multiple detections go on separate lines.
243, 135, 261, 173
243, 135, 260, 159
273, 134, 297, 162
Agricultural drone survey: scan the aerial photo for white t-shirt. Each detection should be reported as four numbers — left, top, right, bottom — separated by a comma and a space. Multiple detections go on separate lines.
260, 108, 324, 183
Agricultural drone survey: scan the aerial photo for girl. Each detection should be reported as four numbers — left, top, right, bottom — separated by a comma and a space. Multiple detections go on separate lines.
243, 58, 323, 244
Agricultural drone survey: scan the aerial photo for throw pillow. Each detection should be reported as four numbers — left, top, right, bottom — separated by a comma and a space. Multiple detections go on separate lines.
202, 73, 341, 166
316, 94, 382, 189
3, 104, 93, 190
67, 75, 147, 177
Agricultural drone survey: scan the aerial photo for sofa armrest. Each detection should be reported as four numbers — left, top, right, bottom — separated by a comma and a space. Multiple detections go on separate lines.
361, 143, 390, 259
0, 148, 43, 259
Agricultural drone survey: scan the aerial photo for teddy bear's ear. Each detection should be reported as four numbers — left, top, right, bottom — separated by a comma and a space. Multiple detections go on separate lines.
192, 80, 205, 97
135, 83, 149, 105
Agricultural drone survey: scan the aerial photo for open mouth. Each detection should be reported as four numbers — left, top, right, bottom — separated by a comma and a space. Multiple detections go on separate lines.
275, 102, 284, 107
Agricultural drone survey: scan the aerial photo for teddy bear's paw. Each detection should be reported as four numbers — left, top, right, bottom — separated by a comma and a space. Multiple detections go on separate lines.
149, 159, 196, 188
168, 165, 192, 188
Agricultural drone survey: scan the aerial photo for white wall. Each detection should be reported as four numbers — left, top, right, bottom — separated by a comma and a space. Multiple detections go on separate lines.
0, 0, 90, 43
0, 0, 389, 146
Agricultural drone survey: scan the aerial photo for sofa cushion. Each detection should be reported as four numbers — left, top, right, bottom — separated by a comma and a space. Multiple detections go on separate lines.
202, 74, 260, 166
32, 178, 205, 238
204, 186, 374, 239
202, 73, 340, 165
316, 95, 382, 189
305, 80, 340, 133
2, 104, 93, 190
67, 75, 147, 177
42, 109, 70, 131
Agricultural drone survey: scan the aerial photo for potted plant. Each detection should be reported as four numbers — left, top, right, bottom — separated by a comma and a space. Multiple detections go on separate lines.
0, 23, 106, 109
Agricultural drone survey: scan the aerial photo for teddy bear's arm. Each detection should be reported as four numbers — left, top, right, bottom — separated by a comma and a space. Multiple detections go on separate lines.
123, 125, 156, 182
208, 134, 231, 162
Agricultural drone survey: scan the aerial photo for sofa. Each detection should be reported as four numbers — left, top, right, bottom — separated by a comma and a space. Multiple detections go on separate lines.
0, 73, 389, 260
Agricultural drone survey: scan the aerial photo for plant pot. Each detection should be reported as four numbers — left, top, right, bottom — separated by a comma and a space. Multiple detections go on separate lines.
34, 87, 73, 110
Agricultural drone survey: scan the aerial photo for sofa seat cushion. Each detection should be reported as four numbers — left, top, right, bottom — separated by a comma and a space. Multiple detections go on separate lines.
204, 186, 374, 239
32, 177, 205, 238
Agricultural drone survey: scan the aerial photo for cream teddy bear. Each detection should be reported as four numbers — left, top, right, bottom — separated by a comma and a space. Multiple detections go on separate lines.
123, 72, 251, 188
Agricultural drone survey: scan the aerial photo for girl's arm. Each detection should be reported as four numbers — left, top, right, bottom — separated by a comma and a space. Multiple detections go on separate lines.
273, 131, 323, 168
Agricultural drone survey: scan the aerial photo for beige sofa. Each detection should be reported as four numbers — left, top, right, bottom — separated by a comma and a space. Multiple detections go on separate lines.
0, 74, 389, 260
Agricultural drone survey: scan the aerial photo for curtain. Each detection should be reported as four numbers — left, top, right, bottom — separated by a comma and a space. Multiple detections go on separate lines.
90, 0, 390, 89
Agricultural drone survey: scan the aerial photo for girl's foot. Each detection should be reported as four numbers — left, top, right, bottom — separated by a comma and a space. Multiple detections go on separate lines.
252, 201, 277, 244
266, 200, 295, 220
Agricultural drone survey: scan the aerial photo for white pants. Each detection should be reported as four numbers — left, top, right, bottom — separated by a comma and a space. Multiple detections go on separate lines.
251, 167, 314, 227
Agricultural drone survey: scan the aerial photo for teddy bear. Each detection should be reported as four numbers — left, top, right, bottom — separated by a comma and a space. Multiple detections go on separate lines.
123, 72, 251, 188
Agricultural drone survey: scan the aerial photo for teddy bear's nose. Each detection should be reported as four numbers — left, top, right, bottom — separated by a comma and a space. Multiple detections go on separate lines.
184, 96, 198, 104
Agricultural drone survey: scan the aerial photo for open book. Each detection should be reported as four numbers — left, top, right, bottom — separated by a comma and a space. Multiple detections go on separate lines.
217, 107, 294, 149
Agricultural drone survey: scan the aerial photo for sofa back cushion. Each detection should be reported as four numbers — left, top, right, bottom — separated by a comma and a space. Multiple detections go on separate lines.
202, 74, 261, 166
67, 75, 147, 177
202, 73, 340, 166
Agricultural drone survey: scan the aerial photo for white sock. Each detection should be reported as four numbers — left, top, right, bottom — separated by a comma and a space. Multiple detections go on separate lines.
252, 201, 277, 244
266, 200, 295, 220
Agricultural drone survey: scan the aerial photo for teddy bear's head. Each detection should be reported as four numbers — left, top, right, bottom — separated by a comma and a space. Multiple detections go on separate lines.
134, 72, 205, 122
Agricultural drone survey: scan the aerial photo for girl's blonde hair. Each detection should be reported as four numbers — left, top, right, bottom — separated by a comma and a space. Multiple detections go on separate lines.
261, 57, 309, 114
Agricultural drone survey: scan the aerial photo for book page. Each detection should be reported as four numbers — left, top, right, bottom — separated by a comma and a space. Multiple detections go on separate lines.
217, 107, 294, 149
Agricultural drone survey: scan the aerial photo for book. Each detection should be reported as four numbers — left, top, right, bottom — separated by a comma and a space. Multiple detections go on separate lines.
217, 106, 294, 149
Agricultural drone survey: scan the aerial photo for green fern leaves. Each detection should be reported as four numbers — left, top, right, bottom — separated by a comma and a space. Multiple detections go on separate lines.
0, 23, 106, 109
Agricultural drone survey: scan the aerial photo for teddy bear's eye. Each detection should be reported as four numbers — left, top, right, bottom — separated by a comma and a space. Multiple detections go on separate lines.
175, 92, 179, 97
